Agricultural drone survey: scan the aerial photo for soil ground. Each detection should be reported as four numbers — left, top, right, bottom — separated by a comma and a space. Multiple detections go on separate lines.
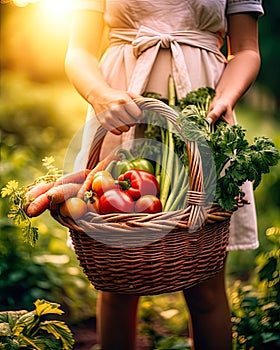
72, 317, 151, 350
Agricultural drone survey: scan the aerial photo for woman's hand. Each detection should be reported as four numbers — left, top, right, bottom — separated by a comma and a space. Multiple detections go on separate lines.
91, 88, 143, 135
206, 97, 235, 125
206, 13, 261, 126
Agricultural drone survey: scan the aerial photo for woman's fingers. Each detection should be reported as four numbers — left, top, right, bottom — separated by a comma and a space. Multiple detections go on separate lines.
96, 109, 124, 133
92, 89, 144, 134
207, 100, 235, 125
124, 101, 143, 120
97, 100, 143, 134
220, 111, 235, 125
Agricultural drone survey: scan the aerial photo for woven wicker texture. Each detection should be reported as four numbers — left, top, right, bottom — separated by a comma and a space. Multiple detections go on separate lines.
52, 98, 232, 295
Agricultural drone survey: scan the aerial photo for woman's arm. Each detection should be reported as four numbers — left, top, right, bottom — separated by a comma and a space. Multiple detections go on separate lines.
65, 11, 142, 134
207, 13, 261, 124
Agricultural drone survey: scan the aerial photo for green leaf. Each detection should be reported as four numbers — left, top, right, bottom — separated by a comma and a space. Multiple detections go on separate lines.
14, 311, 37, 338
15, 334, 43, 350
261, 332, 280, 344
29, 336, 63, 350
42, 156, 56, 169
2, 157, 62, 246
258, 256, 278, 283
1, 181, 19, 198
0, 337, 20, 350
39, 321, 74, 350
178, 86, 215, 113
15, 311, 35, 327
22, 225, 38, 248
34, 300, 64, 317
266, 227, 280, 246
0, 313, 9, 324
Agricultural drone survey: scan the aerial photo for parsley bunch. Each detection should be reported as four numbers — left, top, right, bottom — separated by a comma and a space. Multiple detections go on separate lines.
177, 89, 280, 211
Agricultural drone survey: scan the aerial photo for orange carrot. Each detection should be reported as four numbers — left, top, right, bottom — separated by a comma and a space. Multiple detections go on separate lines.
54, 169, 91, 186
47, 183, 82, 204
25, 182, 54, 203
26, 193, 51, 217
77, 154, 120, 199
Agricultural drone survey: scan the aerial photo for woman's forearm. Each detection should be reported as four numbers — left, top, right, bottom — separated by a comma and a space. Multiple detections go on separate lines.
64, 14, 143, 134
64, 10, 112, 107
65, 48, 111, 106
207, 13, 261, 124
65, 49, 143, 134
214, 48, 261, 108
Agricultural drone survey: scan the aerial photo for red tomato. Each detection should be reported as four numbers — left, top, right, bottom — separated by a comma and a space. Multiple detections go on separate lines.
99, 189, 134, 214
135, 195, 162, 213
60, 197, 87, 220
92, 171, 116, 197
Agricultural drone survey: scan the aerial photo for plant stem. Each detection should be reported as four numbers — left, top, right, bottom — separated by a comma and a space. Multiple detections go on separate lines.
168, 75, 177, 106
164, 162, 188, 211
168, 181, 189, 211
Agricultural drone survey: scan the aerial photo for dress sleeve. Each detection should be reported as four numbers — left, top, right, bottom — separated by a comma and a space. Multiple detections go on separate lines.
70, 0, 105, 13
227, 0, 264, 16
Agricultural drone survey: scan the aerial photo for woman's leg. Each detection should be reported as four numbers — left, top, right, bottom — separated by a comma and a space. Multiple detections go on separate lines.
97, 291, 140, 350
183, 263, 232, 350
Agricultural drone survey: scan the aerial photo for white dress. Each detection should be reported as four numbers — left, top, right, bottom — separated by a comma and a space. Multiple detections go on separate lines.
70, 0, 264, 251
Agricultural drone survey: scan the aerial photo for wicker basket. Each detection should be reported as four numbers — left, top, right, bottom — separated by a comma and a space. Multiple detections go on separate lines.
52, 98, 232, 296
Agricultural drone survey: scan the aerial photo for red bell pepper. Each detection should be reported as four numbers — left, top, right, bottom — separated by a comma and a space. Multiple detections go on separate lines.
118, 170, 160, 200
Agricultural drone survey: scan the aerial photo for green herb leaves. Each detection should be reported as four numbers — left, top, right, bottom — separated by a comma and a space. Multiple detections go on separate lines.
176, 88, 280, 211
1, 157, 62, 246
179, 87, 215, 115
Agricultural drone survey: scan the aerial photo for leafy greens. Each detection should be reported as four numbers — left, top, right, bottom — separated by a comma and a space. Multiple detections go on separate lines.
177, 89, 280, 210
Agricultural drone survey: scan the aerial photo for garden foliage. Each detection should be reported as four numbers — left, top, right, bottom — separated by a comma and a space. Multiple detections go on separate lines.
230, 227, 280, 350
0, 74, 279, 347
0, 299, 74, 350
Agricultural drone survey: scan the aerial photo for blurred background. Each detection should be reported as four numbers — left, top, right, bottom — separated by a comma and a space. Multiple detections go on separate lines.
0, 1, 279, 349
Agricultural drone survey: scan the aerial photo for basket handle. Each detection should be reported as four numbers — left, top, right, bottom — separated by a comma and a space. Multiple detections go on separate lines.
86, 97, 207, 230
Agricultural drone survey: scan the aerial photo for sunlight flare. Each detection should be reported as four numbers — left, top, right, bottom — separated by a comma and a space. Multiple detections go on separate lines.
12, 0, 38, 7
40, 0, 73, 18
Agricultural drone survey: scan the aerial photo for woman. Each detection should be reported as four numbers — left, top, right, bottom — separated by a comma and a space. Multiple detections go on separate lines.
65, 1, 263, 349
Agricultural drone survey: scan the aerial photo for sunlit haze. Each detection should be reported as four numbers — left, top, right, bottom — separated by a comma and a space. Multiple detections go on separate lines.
40, 0, 73, 18
5, 0, 73, 18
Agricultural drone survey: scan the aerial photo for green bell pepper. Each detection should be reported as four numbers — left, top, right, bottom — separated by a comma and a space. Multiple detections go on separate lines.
106, 149, 154, 179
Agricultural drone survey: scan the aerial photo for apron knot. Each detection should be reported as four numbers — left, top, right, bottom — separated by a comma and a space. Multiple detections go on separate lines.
160, 33, 174, 49
132, 26, 175, 57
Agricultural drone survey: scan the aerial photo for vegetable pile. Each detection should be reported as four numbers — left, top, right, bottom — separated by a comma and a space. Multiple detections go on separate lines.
2, 85, 279, 246
1, 154, 162, 245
